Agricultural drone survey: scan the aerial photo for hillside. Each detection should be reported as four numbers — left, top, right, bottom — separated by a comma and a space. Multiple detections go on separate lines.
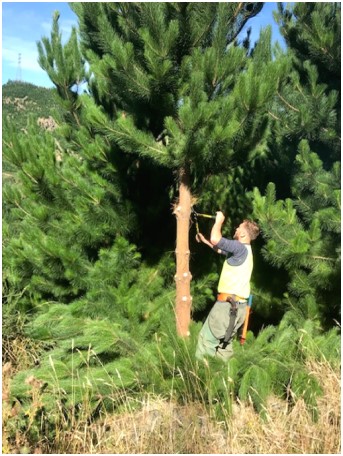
2, 80, 60, 131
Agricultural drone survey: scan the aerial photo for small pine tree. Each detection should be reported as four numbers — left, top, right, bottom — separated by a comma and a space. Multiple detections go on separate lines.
3, 14, 176, 436
37, 10, 86, 132
275, 3, 340, 94
271, 2, 340, 167
253, 140, 340, 326
2, 117, 134, 312
250, 3, 341, 329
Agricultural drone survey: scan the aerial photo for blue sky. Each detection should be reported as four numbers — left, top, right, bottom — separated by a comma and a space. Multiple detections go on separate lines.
2, 2, 78, 87
2, 2, 285, 88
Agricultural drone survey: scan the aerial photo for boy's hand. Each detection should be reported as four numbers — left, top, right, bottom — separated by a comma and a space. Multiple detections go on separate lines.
196, 232, 206, 243
215, 211, 225, 224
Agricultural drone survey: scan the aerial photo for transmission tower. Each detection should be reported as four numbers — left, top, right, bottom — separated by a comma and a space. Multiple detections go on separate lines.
16, 53, 22, 81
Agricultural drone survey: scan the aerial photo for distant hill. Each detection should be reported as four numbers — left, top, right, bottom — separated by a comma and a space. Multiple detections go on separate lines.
2, 80, 60, 131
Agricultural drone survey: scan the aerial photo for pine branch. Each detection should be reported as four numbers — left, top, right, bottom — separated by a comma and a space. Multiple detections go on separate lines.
277, 91, 300, 112
310, 255, 336, 262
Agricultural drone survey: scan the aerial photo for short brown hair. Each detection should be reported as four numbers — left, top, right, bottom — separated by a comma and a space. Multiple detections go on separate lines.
243, 219, 260, 241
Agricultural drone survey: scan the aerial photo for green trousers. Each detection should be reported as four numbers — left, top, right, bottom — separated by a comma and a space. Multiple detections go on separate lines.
196, 300, 247, 362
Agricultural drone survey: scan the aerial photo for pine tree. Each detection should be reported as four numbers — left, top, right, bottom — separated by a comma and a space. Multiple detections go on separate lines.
272, 2, 340, 166
3, 15, 177, 433
253, 140, 340, 325
3, 51, 175, 436
275, 3, 340, 95
3, 14, 136, 315
252, 3, 341, 328
37, 10, 86, 132
68, 2, 287, 336
2, 117, 133, 312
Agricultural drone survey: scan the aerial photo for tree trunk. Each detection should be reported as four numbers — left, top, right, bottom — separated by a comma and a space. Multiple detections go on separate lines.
173, 167, 192, 337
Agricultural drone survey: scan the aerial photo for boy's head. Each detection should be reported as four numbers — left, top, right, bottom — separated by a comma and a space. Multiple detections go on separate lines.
234, 220, 260, 242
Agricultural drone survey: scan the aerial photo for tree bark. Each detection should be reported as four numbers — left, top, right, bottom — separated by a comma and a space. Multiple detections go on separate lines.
173, 167, 192, 337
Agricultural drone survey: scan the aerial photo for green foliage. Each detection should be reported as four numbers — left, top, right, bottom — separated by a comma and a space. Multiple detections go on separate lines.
270, 60, 339, 161
8, 253, 176, 431
70, 2, 287, 190
275, 3, 340, 92
272, 2, 340, 164
37, 11, 86, 130
3, 117, 134, 312
9, 312, 340, 438
252, 2, 340, 328
227, 316, 339, 420
253, 141, 340, 325
64, 3, 292, 336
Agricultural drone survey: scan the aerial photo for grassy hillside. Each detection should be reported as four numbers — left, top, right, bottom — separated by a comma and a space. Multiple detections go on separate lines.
2, 80, 60, 131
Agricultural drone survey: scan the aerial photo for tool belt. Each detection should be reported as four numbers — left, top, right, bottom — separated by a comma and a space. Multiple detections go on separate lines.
217, 293, 247, 303
217, 293, 246, 349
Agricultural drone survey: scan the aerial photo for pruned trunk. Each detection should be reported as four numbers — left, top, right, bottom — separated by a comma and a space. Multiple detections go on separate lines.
173, 167, 192, 337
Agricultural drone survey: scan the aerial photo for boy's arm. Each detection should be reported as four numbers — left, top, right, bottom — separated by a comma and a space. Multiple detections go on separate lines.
210, 211, 225, 245
196, 233, 223, 254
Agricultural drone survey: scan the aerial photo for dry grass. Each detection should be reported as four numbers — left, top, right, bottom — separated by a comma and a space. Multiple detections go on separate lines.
3, 358, 340, 454
227, 360, 341, 454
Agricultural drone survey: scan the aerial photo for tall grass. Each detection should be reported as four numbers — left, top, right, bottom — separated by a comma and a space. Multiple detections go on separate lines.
3, 339, 341, 454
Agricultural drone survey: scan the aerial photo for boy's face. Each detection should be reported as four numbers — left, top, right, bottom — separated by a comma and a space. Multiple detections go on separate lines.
233, 222, 247, 240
